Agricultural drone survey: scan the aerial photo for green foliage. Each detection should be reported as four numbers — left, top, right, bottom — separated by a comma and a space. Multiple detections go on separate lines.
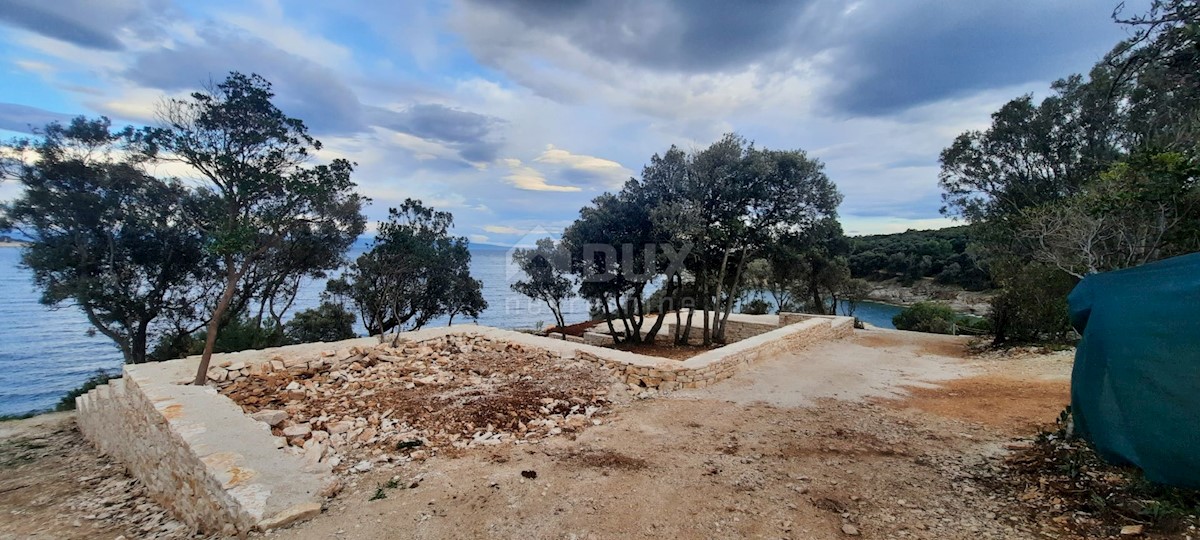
511, 238, 576, 330
848, 225, 990, 290
339, 199, 485, 338
56, 370, 117, 411
284, 302, 357, 344
567, 135, 843, 345
150, 72, 366, 383
1, 117, 212, 364
934, 2, 1200, 345
740, 298, 770, 315
892, 302, 960, 334
988, 261, 1077, 344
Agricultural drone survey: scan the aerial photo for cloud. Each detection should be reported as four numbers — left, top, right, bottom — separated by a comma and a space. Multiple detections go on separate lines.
453, 0, 1144, 117
483, 225, 522, 234
533, 145, 630, 189
500, 158, 581, 192
123, 26, 366, 134
369, 103, 505, 163
0, 103, 74, 133
0, 0, 173, 51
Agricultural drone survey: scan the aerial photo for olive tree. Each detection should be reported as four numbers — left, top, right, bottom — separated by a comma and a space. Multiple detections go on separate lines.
150, 73, 366, 384
336, 199, 486, 342
510, 237, 575, 332
1, 117, 211, 364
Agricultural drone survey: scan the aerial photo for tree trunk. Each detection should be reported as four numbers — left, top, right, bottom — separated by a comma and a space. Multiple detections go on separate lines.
132, 319, 150, 364
193, 264, 240, 385
715, 251, 748, 343
614, 291, 635, 343
81, 306, 134, 365
600, 295, 621, 344
644, 276, 674, 343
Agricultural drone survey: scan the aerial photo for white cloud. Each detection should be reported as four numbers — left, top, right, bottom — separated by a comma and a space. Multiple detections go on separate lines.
500, 158, 581, 192
533, 144, 630, 189
482, 224, 523, 234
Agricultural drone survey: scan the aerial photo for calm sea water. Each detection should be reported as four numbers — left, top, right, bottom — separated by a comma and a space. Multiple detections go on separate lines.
0, 244, 900, 416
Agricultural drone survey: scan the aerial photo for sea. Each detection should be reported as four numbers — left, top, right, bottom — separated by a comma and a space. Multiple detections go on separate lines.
0, 242, 902, 416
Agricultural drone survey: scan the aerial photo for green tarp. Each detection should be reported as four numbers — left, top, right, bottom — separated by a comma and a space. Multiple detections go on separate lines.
1068, 252, 1200, 488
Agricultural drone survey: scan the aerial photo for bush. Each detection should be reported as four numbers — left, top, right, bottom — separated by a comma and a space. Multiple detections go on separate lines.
284, 302, 357, 344
56, 370, 118, 411
740, 298, 771, 315
892, 302, 959, 334
988, 261, 1077, 344
957, 314, 992, 334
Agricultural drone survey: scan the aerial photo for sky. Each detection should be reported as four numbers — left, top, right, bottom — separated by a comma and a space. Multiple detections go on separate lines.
0, 0, 1147, 243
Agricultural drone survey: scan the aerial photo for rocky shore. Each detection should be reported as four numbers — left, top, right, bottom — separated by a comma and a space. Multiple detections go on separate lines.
863, 278, 994, 316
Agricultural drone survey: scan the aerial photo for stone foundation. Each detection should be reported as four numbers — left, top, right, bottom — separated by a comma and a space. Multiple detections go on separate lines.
579, 314, 854, 391
74, 316, 851, 533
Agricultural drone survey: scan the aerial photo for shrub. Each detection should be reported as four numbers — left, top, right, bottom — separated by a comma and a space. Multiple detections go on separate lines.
740, 298, 771, 315
284, 302, 357, 344
988, 261, 1077, 344
892, 302, 959, 334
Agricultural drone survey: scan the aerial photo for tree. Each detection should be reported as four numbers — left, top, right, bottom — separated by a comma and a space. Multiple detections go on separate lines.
149, 72, 366, 384
444, 246, 488, 326
511, 238, 575, 332
285, 302, 357, 344
338, 199, 484, 341
562, 136, 841, 346
1021, 151, 1200, 278
839, 278, 872, 318
938, 75, 1121, 226
563, 190, 661, 344
1, 117, 210, 364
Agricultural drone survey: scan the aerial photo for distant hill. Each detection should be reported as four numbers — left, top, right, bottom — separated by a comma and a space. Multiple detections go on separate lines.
848, 225, 991, 290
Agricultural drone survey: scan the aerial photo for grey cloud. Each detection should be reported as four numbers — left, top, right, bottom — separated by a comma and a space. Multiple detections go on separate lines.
0, 103, 74, 133
369, 103, 505, 163
123, 26, 364, 134
123, 27, 505, 164
0, 0, 174, 51
825, 1, 1144, 115
472, 0, 815, 73
456, 0, 1146, 116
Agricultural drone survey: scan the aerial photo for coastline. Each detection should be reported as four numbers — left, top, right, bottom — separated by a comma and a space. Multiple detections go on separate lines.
863, 278, 995, 316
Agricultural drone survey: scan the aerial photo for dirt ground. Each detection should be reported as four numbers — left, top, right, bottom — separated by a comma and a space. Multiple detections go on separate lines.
0, 328, 1089, 539
607, 341, 722, 360
281, 329, 1079, 540
0, 413, 198, 540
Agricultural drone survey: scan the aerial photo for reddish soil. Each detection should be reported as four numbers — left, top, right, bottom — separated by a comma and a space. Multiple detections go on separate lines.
891, 375, 1071, 435
546, 320, 601, 337
608, 341, 722, 360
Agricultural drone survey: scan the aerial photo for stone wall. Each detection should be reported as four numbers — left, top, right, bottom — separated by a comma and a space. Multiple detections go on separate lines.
662, 316, 779, 345
579, 315, 854, 392
76, 356, 332, 534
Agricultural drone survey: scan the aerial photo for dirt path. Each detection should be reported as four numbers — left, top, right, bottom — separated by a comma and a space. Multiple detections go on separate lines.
0, 329, 1077, 539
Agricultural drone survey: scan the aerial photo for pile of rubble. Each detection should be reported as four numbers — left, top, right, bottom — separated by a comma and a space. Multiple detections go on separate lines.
216, 334, 616, 474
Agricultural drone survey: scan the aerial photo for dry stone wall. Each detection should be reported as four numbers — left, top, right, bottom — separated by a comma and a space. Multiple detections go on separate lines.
580, 315, 854, 392
76, 355, 334, 534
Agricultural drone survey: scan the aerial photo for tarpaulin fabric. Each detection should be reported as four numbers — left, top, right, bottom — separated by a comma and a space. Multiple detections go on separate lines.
1068, 252, 1200, 488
